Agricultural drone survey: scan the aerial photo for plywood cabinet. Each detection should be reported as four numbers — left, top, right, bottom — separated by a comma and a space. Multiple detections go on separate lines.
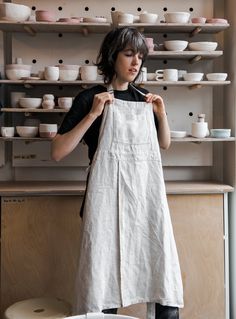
1, 193, 228, 319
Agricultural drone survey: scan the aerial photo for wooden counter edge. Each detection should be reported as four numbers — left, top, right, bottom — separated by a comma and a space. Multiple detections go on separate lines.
0, 180, 234, 196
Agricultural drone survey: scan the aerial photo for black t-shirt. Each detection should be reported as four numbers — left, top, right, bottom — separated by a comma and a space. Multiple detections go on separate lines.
58, 84, 159, 163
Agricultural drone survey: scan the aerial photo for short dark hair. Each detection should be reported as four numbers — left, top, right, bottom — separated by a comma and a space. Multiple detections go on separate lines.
96, 27, 148, 84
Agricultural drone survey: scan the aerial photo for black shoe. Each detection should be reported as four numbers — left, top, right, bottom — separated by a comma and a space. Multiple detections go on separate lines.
102, 308, 118, 315
155, 303, 179, 319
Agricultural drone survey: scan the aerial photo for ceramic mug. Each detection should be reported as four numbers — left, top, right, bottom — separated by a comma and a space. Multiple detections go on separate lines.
156, 69, 178, 81
44, 66, 59, 81
1, 126, 15, 137
80, 66, 98, 81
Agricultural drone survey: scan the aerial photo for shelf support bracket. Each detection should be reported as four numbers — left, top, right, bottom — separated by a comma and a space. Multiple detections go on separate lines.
188, 84, 202, 90
190, 27, 202, 37
23, 25, 37, 36
82, 27, 89, 36
189, 55, 202, 64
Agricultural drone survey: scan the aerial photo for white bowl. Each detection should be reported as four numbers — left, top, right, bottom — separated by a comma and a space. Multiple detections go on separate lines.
0, 3, 31, 22
188, 41, 218, 51
164, 40, 188, 51
164, 12, 190, 23
139, 13, 158, 24
118, 13, 134, 24
171, 130, 187, 138
183, 73, 204, 81
58, 97, 73, 110
5, 68, 31, 80
206, 73, 228, 81
16, 126, 39, 138
210, 129, 231, 138
58, 65, 80, 81
19, 98, 42, 109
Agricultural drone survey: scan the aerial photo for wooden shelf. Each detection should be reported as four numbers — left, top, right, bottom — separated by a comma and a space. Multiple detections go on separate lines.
0, 80, 230, 88
1, 108, 68, 113
119, 22, 230, 34
0, 136, 235, 142
148, 51, 223, 61
0, 21, 112, 34
171, 137, 236, 142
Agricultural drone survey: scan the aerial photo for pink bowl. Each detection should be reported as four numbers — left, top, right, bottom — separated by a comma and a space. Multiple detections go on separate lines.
206, 18, 228, 24
191, 17, 206, 24
35, 10, 56, 22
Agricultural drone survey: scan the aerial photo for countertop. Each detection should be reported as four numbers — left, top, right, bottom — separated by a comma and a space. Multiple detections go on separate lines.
0, 180, 234, 196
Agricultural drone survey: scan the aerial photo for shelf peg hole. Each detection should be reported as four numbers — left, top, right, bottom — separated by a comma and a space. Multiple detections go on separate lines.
111, 7, 116, 11
58, 6, 63, 11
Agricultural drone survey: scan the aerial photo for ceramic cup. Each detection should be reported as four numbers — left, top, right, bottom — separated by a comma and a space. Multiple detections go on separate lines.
80, 66, 98, 81
155, 69, 178, 81
10, 91, 26, 107
1, 126, 15, 137
191, 122, 209, 138
44, 66, 59, 81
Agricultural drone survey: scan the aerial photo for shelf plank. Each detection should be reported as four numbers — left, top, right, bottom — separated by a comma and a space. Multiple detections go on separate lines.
0, 21, 112, 33
1, 108, 68, 113
171, 137, 236, 142
119, 22, 230, 34
0, 80, 230, 87
148, 51, 223, 59
0, 137, 235, 142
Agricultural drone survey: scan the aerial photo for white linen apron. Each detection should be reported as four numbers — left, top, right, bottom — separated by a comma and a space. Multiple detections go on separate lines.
74, 97, 183, 316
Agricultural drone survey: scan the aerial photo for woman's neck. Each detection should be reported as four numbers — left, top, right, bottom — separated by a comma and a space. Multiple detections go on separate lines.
111, 79, 129, 91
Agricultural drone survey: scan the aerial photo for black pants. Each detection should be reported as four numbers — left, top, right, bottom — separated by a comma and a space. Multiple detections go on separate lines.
102, 304, 179, 319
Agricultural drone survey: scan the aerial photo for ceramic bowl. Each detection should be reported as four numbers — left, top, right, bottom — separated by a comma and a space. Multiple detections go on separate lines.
19, 97, 42, 109
0, 3, 31, 21
35, 10, 56, 22
118, 13, 134, 24
58, 65, 80, 81
206, 73, 228, 81
16, 126, 39, 138
80, 65, 98, 81
39, 123, 57, 138
191, 17, 206, 23
83, 17, 107, 23
210, 129, 231, 138
183, 73, 204, 81
206, 18, 228, 24
5, 64, 32, 80
170, 130, 187, 138
139, 12, 158, 24
111, 11, 124, 24
164, 12, 190, 23
44, 66, 59, 81
58, 97, 73, 110
164, 40, 188, 51
188, 41, 218, 51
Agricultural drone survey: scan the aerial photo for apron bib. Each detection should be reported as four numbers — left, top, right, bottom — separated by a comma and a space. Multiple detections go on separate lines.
74, 96, 183, 316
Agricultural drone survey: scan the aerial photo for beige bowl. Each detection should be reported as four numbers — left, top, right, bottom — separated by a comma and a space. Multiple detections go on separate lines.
188, 41, 218, 51
16, 126, 38, 138
139, 12, 158, 24
164, 12, 190, 23
0, 3, 31, 21
58, 97, 73, 110
58, 65, 80, 81
206, 73, 228, 81
164, 40, 188, 51
19, 98, 42, 109
183, 73, 204, 81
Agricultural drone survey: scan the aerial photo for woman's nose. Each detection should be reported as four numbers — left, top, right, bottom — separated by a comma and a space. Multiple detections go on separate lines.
132, 54, 139, 65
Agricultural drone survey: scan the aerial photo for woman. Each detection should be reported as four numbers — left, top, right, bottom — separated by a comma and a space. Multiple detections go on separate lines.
52, 27, 183, 319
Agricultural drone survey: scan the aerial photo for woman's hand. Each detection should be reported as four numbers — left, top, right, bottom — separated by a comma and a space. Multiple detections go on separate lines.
89, 92, 114, 118
145, 93, 166, 117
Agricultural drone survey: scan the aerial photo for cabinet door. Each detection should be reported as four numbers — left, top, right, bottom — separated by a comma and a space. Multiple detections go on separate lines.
1, 196, 83, 315
119, 194, 225, 319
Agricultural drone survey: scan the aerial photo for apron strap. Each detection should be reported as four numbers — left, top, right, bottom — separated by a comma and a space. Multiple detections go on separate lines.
147, 302, 155, 319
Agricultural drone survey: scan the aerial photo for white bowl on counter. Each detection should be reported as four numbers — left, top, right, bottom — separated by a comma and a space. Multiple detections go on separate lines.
183, 73, 204, 81
19, 97, 42, 109
164, 12, 190, 23
16, 126, 39, 138
170, 130, 187, 138
206, 73, 228, 81
164, 40, 188, 51
188, 41, 218, 51
0, 2, 31, 21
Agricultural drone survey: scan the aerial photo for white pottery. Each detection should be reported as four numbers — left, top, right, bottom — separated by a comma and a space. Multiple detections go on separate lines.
44, 66, 59, 81
188, 41, 218, 51
183, 73, 204, 81
118, 13, 134, 24
16, 126, 39, 138
0, 2, 31, 22
139, 12, 158, 24
58, 65, 80, 81
164, 40, 188, 51
39, 123, 57, 138
58, 97, 73, 110
1, 126, 15, 137
164, 12, 190, 23
80, 66, 98, 81
191, 122, 208, 138
19, 97, 42, 109
206, 73, 228, 81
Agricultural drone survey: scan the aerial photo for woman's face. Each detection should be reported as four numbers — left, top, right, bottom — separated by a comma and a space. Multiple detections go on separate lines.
114, 46, 143, 84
